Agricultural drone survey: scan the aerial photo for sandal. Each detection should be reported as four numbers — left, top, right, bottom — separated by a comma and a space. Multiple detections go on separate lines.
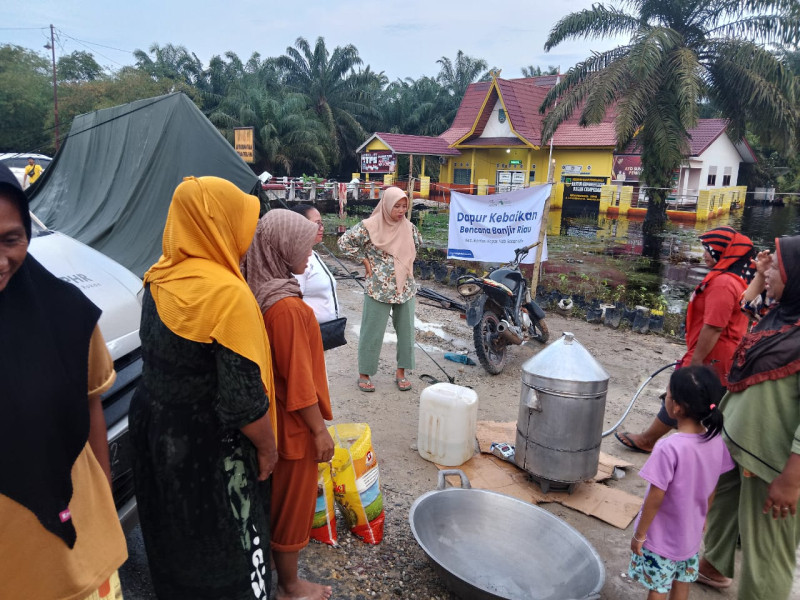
357, 377, 375, 392
395, 377, 412, 392
696, 571, 733, 589
614, 431, 652, 454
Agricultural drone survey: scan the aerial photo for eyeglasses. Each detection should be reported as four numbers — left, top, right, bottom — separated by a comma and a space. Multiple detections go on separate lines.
315, 222, 324, 229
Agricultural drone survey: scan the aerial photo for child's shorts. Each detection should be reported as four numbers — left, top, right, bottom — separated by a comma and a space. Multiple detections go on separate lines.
628, 548, 699, 593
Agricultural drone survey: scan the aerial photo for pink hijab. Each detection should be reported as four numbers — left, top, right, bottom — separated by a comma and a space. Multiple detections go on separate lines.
242, 209, 318, 313
363, 186, 416, 290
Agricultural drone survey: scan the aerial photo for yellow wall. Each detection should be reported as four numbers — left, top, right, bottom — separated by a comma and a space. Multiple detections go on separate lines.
365, 139, 390, 152
550, 149, 614, 182
442, 146, 614, 185
467, 147, 551, 183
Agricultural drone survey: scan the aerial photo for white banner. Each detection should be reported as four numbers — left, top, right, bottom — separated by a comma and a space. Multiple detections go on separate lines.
447, 185, 551, 263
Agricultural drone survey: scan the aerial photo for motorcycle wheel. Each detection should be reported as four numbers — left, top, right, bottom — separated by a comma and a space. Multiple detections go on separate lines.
529, 318, 550, 344
473, 309, 507, 375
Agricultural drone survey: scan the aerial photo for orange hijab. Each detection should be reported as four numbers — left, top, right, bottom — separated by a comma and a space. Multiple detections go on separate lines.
363, 186, 416, 291
143, 176, 276, 436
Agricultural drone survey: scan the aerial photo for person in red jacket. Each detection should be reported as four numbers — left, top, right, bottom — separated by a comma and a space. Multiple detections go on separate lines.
616, 227, 754, 454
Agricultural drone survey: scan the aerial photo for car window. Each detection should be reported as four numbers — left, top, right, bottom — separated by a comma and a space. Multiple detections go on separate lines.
1, 158, 26, 169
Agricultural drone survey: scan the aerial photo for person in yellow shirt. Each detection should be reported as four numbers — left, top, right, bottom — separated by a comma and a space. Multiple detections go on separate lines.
23, 157, 43, 188
0, 162, 127, 600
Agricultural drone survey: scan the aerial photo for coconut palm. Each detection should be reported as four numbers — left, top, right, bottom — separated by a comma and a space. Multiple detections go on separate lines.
275, 36, 377, 174
540, 0, 800, 229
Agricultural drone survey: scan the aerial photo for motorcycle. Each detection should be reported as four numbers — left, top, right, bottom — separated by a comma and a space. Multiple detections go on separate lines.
456, 242, 549, 374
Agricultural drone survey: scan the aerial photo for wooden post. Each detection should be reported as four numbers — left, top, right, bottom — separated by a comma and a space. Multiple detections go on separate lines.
531, 186, 552, 291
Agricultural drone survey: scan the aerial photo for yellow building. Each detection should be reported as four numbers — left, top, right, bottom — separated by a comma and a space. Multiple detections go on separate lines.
359, 73, 618, 204
437, 74, 616, 201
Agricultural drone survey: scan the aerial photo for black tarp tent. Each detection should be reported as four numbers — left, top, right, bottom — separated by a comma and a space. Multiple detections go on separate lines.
29, 92, 258, 276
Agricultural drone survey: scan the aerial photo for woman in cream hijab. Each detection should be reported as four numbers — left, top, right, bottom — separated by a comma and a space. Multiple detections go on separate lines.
130, 176, 277, 599
338, 186, 422, 392
243, 208, 335, 600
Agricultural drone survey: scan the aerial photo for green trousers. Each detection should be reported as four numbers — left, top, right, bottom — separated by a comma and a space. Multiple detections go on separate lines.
357, 295, 415, 376
704, 466, 800, 600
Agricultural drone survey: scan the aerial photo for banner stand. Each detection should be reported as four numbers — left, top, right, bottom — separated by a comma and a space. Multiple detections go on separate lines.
531, 190, 552, 290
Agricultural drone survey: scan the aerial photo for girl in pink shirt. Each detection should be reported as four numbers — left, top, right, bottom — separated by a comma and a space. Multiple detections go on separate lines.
628, 366, 735, 599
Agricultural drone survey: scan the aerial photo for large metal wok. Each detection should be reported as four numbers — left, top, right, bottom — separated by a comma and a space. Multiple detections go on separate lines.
409, 470, 604, 600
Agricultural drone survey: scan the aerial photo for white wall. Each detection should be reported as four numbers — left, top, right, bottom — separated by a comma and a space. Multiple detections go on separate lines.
480, 99, 514, 138
684, 134, 742, 194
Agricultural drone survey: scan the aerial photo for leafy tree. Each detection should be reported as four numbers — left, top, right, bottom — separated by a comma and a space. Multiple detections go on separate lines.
540, 0, 800, 231
0, 45, 52, 152
275, 36, 376, 175
57, 51, 104, 82
55, 68, 194, 138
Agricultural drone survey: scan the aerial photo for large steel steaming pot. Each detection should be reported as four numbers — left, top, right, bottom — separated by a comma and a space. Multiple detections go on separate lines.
515, 332, 609, 492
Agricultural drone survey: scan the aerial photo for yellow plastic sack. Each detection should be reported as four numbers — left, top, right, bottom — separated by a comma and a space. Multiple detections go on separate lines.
329, 423, 384, 544
310, 461, 337, 545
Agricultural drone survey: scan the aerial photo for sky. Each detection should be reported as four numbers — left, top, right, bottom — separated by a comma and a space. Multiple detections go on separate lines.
2, 0, 629, 81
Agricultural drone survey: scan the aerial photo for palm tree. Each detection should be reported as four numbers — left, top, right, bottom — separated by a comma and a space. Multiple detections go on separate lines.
540, 0, 800, 230
208, 78, 328, 176
383, 76, 452, 136
436, 50, 490, 125
436, 50, 489, 99
133, 43, 203, 86
521, 65, 559, 77
275, 36, 377, 175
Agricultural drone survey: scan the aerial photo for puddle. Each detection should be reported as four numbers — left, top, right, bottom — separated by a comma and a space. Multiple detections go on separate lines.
348, 311, 470, 354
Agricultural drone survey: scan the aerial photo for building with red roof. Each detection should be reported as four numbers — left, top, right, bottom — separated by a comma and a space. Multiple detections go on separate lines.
358, 73, 754, 202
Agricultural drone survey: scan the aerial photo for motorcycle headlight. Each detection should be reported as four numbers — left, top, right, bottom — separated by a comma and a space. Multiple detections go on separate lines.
457, 280, 482, 297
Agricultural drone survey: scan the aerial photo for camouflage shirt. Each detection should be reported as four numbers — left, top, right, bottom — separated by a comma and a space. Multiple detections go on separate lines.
338, 221, 422, 304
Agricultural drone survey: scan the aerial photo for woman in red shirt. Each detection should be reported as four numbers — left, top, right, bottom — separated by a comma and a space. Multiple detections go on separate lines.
616, 227, 754, 453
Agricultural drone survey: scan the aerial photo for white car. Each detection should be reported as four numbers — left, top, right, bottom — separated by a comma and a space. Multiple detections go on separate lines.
28, 214, 142, 533
0, 153, 52, 188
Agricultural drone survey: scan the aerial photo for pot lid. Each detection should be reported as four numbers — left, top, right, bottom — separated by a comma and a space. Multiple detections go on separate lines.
521, 332, 609, 389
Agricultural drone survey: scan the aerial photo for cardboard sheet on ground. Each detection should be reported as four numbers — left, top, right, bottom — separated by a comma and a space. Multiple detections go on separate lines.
435, 421, 642, 529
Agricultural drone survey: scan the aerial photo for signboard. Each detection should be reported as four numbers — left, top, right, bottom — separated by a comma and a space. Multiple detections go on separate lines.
563, 176, 608, 201
361, 151, 397, 173
612, 155, 642, 182
447, 185, 551, 263
234, 127, 255, 163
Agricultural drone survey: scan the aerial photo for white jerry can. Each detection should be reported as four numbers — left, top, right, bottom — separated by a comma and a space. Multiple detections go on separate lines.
417, 382, 478, 467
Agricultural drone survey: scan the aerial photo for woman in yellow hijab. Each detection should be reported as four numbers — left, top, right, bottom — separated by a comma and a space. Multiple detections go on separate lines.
130, 176, 277, 600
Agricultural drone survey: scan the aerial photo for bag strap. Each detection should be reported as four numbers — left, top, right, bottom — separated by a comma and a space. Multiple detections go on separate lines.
318, 253, 339, 318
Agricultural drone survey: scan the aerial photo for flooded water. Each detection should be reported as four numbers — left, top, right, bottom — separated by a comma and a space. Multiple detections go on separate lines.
322, 200, 798, 315
556, 201, 800, 312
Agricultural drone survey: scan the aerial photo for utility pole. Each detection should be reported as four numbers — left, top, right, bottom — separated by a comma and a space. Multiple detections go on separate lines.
46, 24, 60, 151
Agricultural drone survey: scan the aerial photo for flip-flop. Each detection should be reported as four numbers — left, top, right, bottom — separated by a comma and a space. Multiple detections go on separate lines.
696, 571, 733, 589
614, 431, 652, 454
395, 377, 412, 392
357, 378, 375, 392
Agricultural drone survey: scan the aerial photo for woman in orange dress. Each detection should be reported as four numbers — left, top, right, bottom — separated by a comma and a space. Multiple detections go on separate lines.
243, 209, 335, 600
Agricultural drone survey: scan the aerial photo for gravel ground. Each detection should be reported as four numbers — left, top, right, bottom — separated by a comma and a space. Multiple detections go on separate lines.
120, 257, 800, 599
